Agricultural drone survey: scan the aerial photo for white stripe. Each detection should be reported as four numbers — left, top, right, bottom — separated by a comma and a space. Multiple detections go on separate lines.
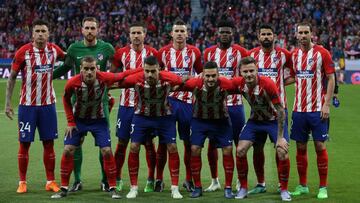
296, 50, 302, 111
280, 52, 286, 107
305, 48, 314, 112
258, 50, 265, 69
316, 52, 323, 111
130, 49, 136, 69
24, 50, 32, 105
34, 47, 42, 105
215, 48, 221, 65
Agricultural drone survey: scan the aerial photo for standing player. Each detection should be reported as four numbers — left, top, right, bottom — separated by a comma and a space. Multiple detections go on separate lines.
180, 62, 235, 198
290, 22, 335, 199
233, 57, 291, 201
111, 22, 158, 192
157, 19, 202, 192
5, 19, 65, 193
203, 19, 247, 192
247, 23, 293, 194
53, 17, 115, 192
117, 56, 184, 199
50, 56, 139, 199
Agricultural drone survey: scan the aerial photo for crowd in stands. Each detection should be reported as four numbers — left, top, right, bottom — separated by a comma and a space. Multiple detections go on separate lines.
0, 0, 359, 59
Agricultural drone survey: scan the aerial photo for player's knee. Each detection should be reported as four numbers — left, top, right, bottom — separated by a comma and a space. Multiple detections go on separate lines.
296, 141, 307, 151
222, 146, 233, 155
118, 138, 128, 146
314, 141, 326, 152
237, 147, 247, 157
191, 145, 201, 156
101, 147, 112, 157
63, 145, 75, 156
130, 143, 140, 153
167, 143, 178, 153
276, 147, 288, 160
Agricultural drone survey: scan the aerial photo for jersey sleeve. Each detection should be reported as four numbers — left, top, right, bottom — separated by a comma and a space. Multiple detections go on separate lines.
62, 78, 77, 126
193, 48, 203, 74
203, 48, 210, 63
11, 47, 26, 72
322, 49, 335, 75
53, 45, 74, 79
160, 71, 183, 86
157, 48, 165, 69
231, 77, 244, 93
119, 72, 143, 88
112, 48, 124, 70
219, 77, 236, 92
181, 77, 202, 91
263, 78, 281, 105
53, 44, 66, 60
282, 48, 293, 79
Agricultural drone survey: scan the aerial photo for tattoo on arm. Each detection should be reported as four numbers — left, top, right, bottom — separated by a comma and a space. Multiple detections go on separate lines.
274, 103, 285, 138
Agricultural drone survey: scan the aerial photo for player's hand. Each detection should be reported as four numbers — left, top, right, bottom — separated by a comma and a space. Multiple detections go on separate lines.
276, 137, 289, 153
65, 126, 78, 139
5, 104, 14, 120
320, 104, 330, 120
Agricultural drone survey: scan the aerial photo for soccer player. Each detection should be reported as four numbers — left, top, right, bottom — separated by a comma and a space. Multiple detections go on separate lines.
5, 19, 65, 193
247, 23, 293, 194
233, 57, 291, 201
203, 19, 248, 192
111, 22, 158, 192
53, 17, 115, 192
50, 56, 140, 199
179, 61, 235, 198
118, 56, 184, 199
290, 22, 335, 199
157, 19, 202, 192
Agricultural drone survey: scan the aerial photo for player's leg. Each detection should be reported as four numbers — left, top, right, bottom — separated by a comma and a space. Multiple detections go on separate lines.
228, 105, 246, 192
38, 104, 60, 192
290, 112, 310, 196
175, 99, 194, 192
310, 112, 329, 199
188, 118, 208, 198
158, 115, 183, 199
249, 142, 267, 194
17, 105, 37, 193
114, 106, 134, 191
234, 120, 256, 199
204, 140, 220, 192
155, 142, 167, 192
99, 95, 111, 192
143, 135, 156, 192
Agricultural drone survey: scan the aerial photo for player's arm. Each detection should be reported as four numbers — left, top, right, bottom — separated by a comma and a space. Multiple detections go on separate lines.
62, 80, 78, 138
284, 49, 295, 86
110, 49, 124, 73
321, 51, 336, 119
273, 103, 288, 152
53, 52, 74, 79
117, 72, 142, 88
5, 49, 24, 120
101, 68, 143, 87
193, 48, 203, 74
173, 77, 200, 91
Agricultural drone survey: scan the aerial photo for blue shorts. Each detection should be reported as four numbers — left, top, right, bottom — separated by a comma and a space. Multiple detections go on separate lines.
255, 109, 289, 144
131, 114, 176, 144
116, 106, 135, 141
18, 104, 58, 142
239, 119, 289, 143
290, 112, 329, 142
228, 105, 246, 143
168, 97, 192, 141
191, 118, 233, 148
64, 118, 111, 148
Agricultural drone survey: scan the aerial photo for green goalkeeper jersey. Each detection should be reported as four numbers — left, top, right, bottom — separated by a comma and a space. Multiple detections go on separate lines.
53, 40, 115, 124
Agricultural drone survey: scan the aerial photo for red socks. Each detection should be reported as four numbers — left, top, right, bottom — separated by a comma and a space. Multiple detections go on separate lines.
236, 155, 248, 189
156, 143, 167, 180
145, 143, 156, 180
18, 142, 30, 181
253, 149, 265, 184
223, 154, 234, 188
296, 148, 308, 186
278, 158, 290, 190
191, 155, 202, 187
168, 152, 180, 186
43, 140, 55, 181
128, 151, 139, 186
103, 153, 117, 187
60, 153, 74, 187
184, 143, 192, 181
114, 142, 128, 180
207, 142, 218, 179
316, 149, 328, 187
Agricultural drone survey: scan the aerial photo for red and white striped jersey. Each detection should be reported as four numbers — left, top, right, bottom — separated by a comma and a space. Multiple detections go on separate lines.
63, 71, 129, 126
11, 42, 65, 106
233, 76, 281, 121
291, 45, 335, 112
119, 71, 183, 117
249, 46, 292, 108
182, 77, 234, 119
204, 44, 248, 106
158, 44, 202, 103
113, 45, 158, 107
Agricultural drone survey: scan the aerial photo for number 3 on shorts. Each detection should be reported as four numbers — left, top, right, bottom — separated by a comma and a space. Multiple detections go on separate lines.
130, 124, 135, 134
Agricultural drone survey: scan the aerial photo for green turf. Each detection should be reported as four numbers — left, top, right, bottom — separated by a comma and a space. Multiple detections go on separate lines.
0, 79, 359, 202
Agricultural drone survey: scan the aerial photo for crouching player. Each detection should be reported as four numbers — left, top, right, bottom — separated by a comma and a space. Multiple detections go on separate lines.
233, 57, 291, 201
51, 56, 140, 199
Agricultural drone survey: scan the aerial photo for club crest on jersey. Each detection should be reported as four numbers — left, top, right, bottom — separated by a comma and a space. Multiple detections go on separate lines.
97, 53, 104, 61
184, 56, 190, 63
228, 55, 234, 63
273, 56, 279, 62
308, 58, 313, 64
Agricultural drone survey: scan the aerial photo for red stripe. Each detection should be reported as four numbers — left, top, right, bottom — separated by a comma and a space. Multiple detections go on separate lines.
300, 51, 308, 112
30, 47, 37, 105
311, 51, 319, 112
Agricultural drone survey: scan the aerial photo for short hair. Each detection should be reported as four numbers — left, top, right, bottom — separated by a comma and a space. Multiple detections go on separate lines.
240, 56, 257, 68
258, 23, 274, 34
80, 55, 97, 65
82, 17, 99, 27
217, 19, 235, 29
173, 19, 186, 26
144, 55, 159, 66
32, 19, 49, 30
130, 21, 146, 32
297, 22, 312, 32
204, 61, 218, 70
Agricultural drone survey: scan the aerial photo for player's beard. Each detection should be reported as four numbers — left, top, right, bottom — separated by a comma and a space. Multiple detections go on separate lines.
261, 39, 273, 49
85, 34, 96, 43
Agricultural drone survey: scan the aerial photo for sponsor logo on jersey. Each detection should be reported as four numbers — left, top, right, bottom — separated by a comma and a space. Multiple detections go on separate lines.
34, 64, 52, 73
258, 68, 278, 77
296, 70, 314, 79
219, 67, 234, 77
